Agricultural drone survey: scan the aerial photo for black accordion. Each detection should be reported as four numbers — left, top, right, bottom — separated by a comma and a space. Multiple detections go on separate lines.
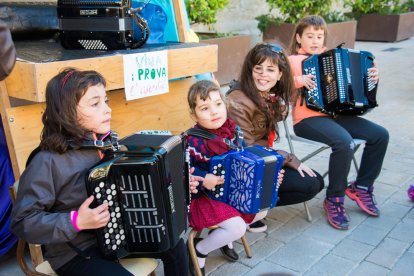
85, 134, 189, 259
302, 47, 378, 115
57, 0, 149, 50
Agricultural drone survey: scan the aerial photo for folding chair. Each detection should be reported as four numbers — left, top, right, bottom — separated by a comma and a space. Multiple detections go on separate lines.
9, 181, 158, 276
281, 119, 366, 222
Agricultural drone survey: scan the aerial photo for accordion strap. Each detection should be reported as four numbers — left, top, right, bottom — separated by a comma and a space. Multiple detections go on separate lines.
185, 127, 243, 150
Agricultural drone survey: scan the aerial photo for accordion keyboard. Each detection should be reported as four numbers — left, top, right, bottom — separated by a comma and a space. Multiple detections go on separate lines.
92, 181, 127, 253
211, 163, 226, 198
304, 66, 320, 101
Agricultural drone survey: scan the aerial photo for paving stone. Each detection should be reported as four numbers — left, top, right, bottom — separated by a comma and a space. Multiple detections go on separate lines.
302, 218, 351, 245
238, 237, 284, 267
267, 235, 333, 273
388, 190, 414, 207
348, 224, 390, 246
303, 254, 357, 276
207, 260, 250, 276
350, 261, 390, 276
366, 237, 410, 268
331, 238, 375, 262
407, 207, 414, 220
243, 261, 299, 276
389, 251, 414, 276
361, 214, 401, 231
269, 216, 313, 243
267, 206, 301, 223
388, 218, 414, 244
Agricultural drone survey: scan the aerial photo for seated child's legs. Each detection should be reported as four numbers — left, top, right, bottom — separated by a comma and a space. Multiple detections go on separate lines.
55, 247, 133, 276
196, 216, 246, 256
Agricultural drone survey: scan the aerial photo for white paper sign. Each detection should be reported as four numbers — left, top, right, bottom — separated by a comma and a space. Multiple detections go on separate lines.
123, 50, 169, 101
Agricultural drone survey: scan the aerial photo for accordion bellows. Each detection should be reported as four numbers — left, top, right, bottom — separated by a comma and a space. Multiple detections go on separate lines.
209, 146, 284, 214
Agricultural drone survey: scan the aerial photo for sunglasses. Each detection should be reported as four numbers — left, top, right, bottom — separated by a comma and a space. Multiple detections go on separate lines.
259, 43, 286, 61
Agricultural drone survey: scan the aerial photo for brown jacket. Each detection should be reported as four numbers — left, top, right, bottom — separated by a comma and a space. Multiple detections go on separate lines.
0, 20, 16, 81
227, 89, 301, 169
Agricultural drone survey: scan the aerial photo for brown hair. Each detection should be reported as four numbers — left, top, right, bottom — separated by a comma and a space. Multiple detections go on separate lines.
187, 79, 223, 114
238, 43, 293, 126
288, 15, 328, 55
40, 68, 106, 153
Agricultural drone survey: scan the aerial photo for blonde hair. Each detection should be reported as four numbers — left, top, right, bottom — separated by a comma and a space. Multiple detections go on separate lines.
288, 15, 328, 55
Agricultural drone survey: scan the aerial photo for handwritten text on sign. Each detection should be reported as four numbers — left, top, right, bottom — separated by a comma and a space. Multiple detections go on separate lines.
123, 50, 169, 101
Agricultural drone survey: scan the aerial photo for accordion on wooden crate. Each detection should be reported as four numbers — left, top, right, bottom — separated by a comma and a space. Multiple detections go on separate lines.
57, 0, 149, 50
85, 133, 189, 259
209, 146, 284, 214
302, 46, 378, 116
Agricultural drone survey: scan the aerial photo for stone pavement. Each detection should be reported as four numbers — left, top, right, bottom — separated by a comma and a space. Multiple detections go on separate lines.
1, 38, 413, 276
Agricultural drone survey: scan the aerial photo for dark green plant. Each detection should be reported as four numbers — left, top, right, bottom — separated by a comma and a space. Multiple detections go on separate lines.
344, 0, 410, 19
256, 0, 333, 33
185, 0, 229, 25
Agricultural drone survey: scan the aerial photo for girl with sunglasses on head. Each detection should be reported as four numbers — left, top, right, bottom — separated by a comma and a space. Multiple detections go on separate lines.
227, 43, 324, 232
288, 15, 389, 230
10, 68, 196, 276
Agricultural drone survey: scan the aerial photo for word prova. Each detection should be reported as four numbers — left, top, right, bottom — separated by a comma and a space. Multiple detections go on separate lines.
137, 68, 166, 80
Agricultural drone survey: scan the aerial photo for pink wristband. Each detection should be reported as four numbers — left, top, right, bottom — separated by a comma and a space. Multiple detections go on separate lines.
71, 211, 81, 232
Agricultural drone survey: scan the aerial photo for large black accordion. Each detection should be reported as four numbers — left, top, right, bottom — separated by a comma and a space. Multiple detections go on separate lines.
57, 0, 149, 50
302, 47, 378, 115
85, 134, 189, 259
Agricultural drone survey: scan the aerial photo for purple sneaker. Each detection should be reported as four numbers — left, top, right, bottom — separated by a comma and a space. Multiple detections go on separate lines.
346, 183, 379, 216
323, 197, 350, 230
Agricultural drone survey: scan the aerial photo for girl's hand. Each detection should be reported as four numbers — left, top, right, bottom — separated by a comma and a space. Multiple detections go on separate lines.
203, 173, 224, 190
302, 74, 316, 90
76, 196, 110, 230
278, 169, 285, 186
189, 167, 204, 194
297, 163, 317, 177
368, 67, 379, 84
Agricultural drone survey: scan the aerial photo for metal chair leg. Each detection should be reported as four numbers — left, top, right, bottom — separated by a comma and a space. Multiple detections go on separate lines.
303, 201, 312, 222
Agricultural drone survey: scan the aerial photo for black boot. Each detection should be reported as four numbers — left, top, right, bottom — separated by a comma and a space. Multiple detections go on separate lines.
208, 229, 239, 261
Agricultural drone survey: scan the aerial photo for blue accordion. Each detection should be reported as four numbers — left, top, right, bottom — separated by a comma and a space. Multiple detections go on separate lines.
209, 146, 284, 214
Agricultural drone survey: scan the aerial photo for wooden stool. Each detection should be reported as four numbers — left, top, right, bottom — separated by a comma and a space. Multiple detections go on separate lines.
187, 226, 252, 276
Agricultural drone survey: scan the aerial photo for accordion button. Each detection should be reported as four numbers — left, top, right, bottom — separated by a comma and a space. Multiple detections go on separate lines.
121, 235, 125, 240
215, 194, 219, 198
105, 233, 109, 239
104, 200, 108, 204
112, 190, 117, 196
220, 192, 224, 196
105, 239, 110, 245
112, 245, 117, 250
112, 217, 117, 223
106, 189, 111, 195
111, 184, 116, 190
120, 229, 125, 235
95, 187, 100, 193
111, 212, 115, 217
116, 234, 120, 239
220, 188, 224, 191
113, 223, 118, 228
115, 207, 120, 212
116, 213, 121, 218
218, 164, 222, 167
116, 240, 121, 245
99, 182, 104, 188
107, 195, 112, 201
109, 228, 114, 234
108, 222, 112, 228
109, 201, 113, 206
213, 166, 217, 169
213, 170, 217, 174
96, 193, 101, 199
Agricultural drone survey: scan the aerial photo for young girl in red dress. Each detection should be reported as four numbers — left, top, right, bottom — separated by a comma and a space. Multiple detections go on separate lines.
186, 80, 278, 275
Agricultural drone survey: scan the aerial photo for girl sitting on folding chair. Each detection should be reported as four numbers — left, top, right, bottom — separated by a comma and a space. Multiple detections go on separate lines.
288, 15, 389, 230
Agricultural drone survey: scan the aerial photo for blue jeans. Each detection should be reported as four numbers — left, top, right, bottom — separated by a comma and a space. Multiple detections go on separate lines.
294, 115, 389, 197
